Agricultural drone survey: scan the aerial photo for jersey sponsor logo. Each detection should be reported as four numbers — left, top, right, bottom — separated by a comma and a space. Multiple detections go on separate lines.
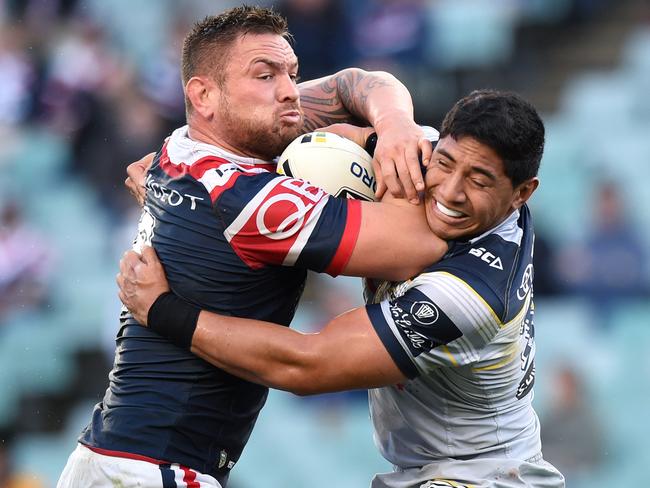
225, 177, 329, 268
145, 174, 205, 210
519, 305, 535, 372
256, 192, 313, 240
410, 300, 439, 325
516, 263, 534, 300
468, 247, 503, 270
389, 301, 435, 353
199, 163, 242, 191
255, 179, 325, 240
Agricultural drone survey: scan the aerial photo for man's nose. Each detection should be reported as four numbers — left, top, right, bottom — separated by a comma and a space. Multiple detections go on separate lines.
437, 172, 466, 203
278, 74, 300, 102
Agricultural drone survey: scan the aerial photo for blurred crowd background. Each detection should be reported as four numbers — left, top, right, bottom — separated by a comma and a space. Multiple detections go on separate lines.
1, 0, 649, 487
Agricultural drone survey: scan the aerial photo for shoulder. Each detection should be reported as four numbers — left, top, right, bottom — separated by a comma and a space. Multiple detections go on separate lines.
426, 208, 535, 321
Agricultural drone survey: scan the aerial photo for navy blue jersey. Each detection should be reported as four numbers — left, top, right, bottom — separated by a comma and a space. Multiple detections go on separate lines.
80, 126, 361, 483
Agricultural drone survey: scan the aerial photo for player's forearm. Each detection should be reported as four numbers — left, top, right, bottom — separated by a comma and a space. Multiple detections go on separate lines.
335, 68, 414, 129
191, 308, 403, 395
300, 68, 414, 132
191, 311, 322, 394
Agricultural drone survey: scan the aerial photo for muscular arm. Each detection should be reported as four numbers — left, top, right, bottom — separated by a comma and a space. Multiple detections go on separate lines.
299, 68, 411, 132
193, 306, 405, 395
116, 248, 406, 395
299, 68, 431, 200
346, 197, 447, 281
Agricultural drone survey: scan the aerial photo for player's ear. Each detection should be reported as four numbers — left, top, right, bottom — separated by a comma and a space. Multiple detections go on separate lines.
186, 76, 219, 119
512, 177, 539, 209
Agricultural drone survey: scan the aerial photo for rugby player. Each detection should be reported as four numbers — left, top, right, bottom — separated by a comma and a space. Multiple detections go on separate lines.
57, 6, 447, 488
118, 90, 566, 488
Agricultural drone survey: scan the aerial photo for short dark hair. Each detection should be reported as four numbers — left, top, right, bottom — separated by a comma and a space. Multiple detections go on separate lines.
181, 5, 291, 106
439, 90, 545, 187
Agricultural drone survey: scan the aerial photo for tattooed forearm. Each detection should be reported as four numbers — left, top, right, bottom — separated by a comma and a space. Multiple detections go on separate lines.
299, 69, 396, 132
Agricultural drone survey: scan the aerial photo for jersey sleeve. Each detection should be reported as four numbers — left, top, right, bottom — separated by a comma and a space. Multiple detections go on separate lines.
366, 271, 503, 378
213, 171, 361, 275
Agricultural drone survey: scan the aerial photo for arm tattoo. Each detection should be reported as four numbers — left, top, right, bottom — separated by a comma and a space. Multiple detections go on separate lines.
337, 70, 392, 119
300, 69, 393, 132
300, 77, 350, 132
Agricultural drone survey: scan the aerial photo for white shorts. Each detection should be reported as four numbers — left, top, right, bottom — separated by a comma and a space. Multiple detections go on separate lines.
56, 443, 222, 488
371, 454, 565, 488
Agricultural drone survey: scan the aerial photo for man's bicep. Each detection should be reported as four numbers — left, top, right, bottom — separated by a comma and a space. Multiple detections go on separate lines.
342, 201, 447, 280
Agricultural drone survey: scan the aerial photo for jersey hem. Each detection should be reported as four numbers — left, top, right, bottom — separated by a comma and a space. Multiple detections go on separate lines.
80, 442, 170, 465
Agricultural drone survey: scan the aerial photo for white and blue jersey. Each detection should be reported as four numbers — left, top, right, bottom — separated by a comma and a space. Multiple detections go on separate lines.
366, 206, 564, 487
79, 126, 362, 485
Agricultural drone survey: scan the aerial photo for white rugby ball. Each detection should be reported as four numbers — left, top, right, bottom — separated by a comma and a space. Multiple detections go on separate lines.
277, 131, 377, 201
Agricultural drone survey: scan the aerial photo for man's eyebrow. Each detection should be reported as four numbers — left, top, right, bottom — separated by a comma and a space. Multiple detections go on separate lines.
437, 148, 497, 180
471, 166, 497, 181
437, 148, 456, 162
250, 58, 298, 71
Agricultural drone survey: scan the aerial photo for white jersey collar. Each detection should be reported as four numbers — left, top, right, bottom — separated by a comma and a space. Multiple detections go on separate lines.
168, 125, 273, 166
469, 208, 522, 246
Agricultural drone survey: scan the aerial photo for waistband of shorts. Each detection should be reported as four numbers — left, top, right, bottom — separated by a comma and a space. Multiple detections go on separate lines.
78, 442, 235, 483
80, 442, 172, 465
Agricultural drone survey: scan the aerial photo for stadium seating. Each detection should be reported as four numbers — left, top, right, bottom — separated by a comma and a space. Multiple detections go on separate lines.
2, 5, 649, 487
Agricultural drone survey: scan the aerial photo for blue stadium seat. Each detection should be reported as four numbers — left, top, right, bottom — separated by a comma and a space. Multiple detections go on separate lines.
561, 72, 638, 127
622, 27, 650, 75
530, 118, 593, 242
426, 0, 516, 69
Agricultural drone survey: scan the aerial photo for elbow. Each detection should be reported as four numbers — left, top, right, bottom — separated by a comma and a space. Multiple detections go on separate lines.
273, 367, 329, 396
340, 67, 395, 81
269, 340, 331, 396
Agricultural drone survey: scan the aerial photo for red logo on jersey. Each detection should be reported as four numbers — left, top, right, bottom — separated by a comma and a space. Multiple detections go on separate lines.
226, 178, 328, 268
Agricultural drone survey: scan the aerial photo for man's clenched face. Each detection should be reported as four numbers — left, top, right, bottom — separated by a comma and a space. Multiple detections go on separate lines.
215, 32, 304, 160
424, 136, 538, 241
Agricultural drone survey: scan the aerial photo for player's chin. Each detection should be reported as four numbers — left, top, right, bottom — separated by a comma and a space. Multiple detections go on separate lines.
426, 214, 475, 241
279, 118, 304, 134
278, 124, 303, 144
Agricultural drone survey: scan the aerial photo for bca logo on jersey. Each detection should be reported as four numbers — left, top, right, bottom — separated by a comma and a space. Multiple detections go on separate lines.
469, 247, 503, 270
410, 301, 439, 325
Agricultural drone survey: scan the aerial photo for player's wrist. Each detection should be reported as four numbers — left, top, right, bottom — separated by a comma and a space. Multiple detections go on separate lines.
147, 291, 201, 349
373, 111, 415, 134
